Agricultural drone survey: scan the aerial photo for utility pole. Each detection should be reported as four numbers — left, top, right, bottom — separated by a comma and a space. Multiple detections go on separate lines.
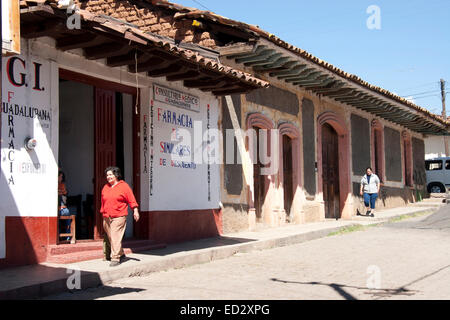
441, 79, 449, 156
441, 79, 446, 119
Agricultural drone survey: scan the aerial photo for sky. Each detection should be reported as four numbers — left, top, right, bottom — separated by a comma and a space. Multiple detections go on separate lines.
174, 0, 449, 115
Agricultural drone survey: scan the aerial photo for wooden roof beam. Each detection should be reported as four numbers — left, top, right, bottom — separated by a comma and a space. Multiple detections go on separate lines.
166, 70, 202, 82
128, 57, 167, 73
56, 33, 102, 51
147, 63, 187, 77
107, 51, 148, 67
21, 19, 65, 38
184, 78, 231, 89
84, 42, 131, 60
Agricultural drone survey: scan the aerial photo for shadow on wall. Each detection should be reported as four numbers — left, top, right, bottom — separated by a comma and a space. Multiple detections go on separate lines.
0, 172, 39, 268
147, 209, 223, 244
353, 182, 420, 213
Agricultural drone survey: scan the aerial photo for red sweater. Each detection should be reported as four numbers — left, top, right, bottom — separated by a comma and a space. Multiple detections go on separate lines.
100, 180, 138, 218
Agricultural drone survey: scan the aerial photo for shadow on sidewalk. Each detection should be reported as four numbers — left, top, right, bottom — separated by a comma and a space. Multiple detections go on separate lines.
43, 285, 146, 300
270, 278, 418, 300
145, 235, 257, 256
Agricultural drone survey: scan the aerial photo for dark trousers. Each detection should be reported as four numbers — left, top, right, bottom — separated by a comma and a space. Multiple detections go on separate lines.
363, 193, 378, 209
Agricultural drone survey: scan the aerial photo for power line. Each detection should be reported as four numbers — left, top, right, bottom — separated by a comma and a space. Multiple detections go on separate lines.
400, 89, 441, 98
409, 94, 441, 100
396, 81, 440, 92
191, 0, 210, 11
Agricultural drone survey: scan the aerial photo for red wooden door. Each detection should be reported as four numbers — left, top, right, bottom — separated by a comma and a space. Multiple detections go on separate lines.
94, 88, 116, 239
322, 124, 340, 219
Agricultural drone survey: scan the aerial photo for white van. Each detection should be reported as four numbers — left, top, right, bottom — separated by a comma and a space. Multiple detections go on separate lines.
425, 157, 450, 193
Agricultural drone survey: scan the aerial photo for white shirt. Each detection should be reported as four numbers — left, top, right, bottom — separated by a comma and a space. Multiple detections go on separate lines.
361, 174, 380, 194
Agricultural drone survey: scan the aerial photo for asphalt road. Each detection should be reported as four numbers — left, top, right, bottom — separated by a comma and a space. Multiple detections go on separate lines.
44, 205, 450, 300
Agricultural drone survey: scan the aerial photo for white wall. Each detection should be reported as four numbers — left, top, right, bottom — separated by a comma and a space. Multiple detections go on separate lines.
425, 135, 448, 159
142, 83, 221, 211
1, 45, 59, 218
1, 37, 222, 251
1, 45, 58, 258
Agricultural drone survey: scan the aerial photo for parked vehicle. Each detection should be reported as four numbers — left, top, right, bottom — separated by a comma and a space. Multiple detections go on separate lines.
425, 157, 450, 193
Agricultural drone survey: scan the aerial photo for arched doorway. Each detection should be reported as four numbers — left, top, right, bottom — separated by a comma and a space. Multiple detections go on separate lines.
321, 123, 340, 219
253, 126, 265, 220
317, 112, 351, 219
282, 135, 294, 217
246, 113, 274, 223
278, 122, 302, 222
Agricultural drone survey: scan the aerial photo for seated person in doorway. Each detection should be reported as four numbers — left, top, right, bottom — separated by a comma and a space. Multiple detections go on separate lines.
58, 170, 71, 241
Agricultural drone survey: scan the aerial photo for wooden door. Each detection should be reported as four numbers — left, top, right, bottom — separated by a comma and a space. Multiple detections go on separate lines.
283, 135, 293, 217
94, 88, 116, 239
322, 124, 340, 219
253, 127, 264, 220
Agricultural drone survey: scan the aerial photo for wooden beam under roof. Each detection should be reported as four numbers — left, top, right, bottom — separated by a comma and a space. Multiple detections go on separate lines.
225, 45, 267, 61
128, 56, 167, 73
84, 42, 131, 60
319, 88, 355, 98
219, 43, 255, 57
106, 50, 147, 67
184, 78, 231, 89
21, 19, 65, 38
147, 63, 186, 77
278, 67, 314, 80
166, 70, 202, 82
239, 50, 279, 65
245, 52, 284, 68
211, 86, 254, 96
288, 71, 323, 84
310, 81, 346, 93
253, 56, 292, 71
302, 77, 335, 89
56, 33, 101, 51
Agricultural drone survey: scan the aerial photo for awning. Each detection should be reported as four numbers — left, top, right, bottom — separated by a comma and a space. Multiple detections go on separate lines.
18, 1, 269, 96
172, 8, 448, 135
219, 39, 448, 135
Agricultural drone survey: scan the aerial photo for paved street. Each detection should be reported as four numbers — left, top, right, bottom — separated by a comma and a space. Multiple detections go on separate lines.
44, 207, 450, 300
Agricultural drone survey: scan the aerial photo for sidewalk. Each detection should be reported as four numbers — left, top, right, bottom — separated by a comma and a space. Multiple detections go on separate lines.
0, 202, 446, 300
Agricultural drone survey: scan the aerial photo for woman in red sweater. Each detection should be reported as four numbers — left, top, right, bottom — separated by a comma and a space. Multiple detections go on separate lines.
101, 166, 139, 267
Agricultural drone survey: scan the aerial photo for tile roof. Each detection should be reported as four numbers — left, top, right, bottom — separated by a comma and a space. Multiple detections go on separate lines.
172, 8, 448, 128
19, 0, 269, 93
20, 0, 448, 130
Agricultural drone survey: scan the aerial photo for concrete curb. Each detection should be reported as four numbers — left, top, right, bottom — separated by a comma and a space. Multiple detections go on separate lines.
0, 205, 441, 300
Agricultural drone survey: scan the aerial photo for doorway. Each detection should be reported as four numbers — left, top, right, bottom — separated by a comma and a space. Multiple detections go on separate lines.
253, 126, 265, 221
58, 75, 137, 241
321, 123, 340, 219
282, 135, 294, 219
